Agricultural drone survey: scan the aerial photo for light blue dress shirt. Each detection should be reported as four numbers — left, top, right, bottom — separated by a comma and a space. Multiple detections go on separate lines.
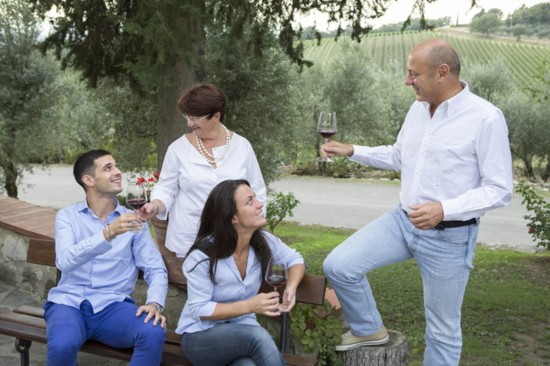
175, 231, 304, 334
48, 199, 168, 313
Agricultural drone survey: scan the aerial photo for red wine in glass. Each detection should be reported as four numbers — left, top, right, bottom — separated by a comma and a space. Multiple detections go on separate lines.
265, 259, 288, 295
125, 179, 146, 212
266, 273, 287, 289
127, 198, 146, 210
318, 129, 336, 139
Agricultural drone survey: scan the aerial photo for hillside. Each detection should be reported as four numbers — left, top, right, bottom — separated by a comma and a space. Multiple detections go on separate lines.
303, 30, 550, 88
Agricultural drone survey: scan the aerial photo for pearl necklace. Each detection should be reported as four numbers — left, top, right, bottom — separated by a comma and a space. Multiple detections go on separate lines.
195, 125, 231, 165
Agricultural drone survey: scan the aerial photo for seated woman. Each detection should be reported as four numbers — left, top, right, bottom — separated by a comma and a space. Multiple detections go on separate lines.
176, 179, 306, 366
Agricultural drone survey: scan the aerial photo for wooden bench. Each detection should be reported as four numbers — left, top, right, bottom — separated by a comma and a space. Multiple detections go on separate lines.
0, 238, 326, 366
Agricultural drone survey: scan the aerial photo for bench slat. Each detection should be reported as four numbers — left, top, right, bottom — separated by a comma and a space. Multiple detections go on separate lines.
14, 305, 44, 318
0, 318, 47, 344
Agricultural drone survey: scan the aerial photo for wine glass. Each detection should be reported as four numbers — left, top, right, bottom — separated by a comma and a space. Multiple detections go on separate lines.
125, 179, 147, 211
317, 111, 337, 162
265, 259, 288, 299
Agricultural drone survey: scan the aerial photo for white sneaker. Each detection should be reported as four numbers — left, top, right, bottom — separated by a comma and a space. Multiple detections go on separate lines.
335, 326, 389, 351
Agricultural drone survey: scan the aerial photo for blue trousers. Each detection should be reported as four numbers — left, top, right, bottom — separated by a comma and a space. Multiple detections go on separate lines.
323, 206, 479, 366
181, 323, 285, 366
44, 299, 165, 366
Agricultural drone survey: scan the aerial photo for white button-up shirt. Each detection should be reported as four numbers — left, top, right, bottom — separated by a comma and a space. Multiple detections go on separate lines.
151, 133, 267, 256
351, 82, 513, 221
175, 231, 304, 334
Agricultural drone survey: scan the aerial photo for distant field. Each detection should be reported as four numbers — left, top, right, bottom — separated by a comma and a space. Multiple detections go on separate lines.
303, 29, 550, 87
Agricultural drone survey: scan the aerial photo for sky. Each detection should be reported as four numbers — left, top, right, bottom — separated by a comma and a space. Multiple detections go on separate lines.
298, 0, 549, 30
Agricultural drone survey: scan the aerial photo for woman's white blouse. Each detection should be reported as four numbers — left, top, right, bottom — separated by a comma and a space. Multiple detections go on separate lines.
175, 231, 304, 334
151, 133, 267, 256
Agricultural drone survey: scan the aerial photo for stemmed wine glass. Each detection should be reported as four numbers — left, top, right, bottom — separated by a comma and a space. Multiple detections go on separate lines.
265, 258, 288, 300
125, 179, 147, 211
317, 111, 337, 162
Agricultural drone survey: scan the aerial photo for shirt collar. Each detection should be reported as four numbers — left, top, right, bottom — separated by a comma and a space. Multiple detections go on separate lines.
422, 80, 470, 118
76, 197, 124, 216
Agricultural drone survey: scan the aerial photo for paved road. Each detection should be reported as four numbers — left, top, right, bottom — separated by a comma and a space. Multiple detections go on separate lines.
11, 165, 537, 252
271, 176, 537, 251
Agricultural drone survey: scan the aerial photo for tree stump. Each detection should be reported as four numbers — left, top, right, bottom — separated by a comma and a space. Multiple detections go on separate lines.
340, 330, 408, 366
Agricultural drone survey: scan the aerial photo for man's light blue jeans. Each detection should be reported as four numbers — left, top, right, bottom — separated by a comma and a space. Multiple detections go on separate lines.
323, 206, 478, 366
181, 322, 285, 366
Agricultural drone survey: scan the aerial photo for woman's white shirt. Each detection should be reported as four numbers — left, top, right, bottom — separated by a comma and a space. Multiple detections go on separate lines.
151, 132, 267, 256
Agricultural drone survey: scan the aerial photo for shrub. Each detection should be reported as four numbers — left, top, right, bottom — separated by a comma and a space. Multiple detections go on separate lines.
266, 191, 300, 233
517, 183, 550, 250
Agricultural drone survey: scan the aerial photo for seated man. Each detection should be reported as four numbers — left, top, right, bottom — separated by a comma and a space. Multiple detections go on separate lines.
44, 149, 168, 366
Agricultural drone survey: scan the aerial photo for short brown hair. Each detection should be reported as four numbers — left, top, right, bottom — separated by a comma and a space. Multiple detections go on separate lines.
177, 83, 227, 122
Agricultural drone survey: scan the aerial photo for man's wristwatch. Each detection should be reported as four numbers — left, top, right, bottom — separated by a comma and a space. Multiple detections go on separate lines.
147, 302, 163, 313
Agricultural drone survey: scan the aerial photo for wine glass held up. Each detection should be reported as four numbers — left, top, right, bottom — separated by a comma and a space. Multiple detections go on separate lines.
317, 112, 337, 163
265, 258, 288, 299
125, 179, 147, 224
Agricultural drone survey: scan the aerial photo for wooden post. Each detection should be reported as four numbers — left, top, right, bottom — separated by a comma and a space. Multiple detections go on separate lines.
340, 330, 408, 366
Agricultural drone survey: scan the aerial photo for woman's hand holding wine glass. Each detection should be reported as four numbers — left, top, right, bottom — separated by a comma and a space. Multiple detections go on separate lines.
265, 258, 288, 312
125, 179, 147, 227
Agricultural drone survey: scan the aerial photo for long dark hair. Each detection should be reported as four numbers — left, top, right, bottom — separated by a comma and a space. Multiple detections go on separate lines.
186, 179, 272, 283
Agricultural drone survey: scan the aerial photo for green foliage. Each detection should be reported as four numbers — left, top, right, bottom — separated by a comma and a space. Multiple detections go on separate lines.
0, 0, 61, 197
464, 57, 512, 102
497, 89, 550, 181
506, 3, 550, 39
517, 183, 550, 250
93, 80, 158, 172
470, 9, 502, 36
266, 191, 299, 233
290, 303, 342, 366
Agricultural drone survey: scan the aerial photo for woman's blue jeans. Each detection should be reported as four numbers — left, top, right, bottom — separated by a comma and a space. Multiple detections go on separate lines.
323, 206, 478, 366
44, 299, 166, 366
181, 323, 285, 366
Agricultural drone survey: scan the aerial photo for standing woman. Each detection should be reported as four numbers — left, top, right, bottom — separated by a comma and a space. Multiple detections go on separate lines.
177, 179, 305, 366
142, 84, 267, 256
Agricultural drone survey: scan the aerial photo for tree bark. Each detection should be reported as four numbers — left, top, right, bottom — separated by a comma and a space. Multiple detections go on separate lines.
3, 160, 18, 198
155, 3, 205, 169
156, 57, 194, 169
522, 156, 536, 181
340, 330, 408, 366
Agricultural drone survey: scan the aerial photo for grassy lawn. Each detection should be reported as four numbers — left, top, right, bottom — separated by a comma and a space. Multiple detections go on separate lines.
276, 222, 550, 366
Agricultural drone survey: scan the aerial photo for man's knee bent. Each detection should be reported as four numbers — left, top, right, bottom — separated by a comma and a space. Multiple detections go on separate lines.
47, 336, 81, 365
136, 322, 166, 347
323, 253, 343, 280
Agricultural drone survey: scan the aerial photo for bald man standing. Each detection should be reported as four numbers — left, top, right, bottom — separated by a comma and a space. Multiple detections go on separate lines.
322, 39, 513, 365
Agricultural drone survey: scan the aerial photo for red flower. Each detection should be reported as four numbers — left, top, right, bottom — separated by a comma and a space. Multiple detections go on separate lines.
136, 177, 146, 185
153, 171, 160, 181
528, 226, 535, 234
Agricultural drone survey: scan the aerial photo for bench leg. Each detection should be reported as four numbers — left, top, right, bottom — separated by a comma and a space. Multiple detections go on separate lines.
15, 338, 31, 366
279, 312, 289, 353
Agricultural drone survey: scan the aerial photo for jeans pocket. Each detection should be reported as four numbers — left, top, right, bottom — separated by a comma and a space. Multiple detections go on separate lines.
436, 226, 470, 245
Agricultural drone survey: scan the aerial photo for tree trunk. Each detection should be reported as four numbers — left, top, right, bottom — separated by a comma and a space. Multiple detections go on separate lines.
155, 5, 205, 169
543, 155, 550, 182
522, 156, 536, 181
340, 330, 408, 366
156, 58, 195, 169
3, 160, 18, 198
